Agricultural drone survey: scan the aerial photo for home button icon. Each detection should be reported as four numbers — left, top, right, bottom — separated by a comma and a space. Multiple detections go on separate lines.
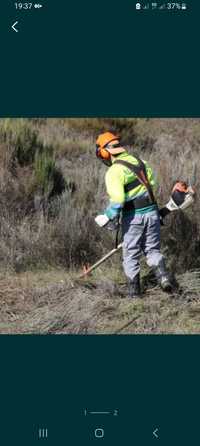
94, 428, 104, 439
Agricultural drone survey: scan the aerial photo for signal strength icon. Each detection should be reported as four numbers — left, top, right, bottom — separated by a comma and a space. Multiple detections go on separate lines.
34, 3, 43, 8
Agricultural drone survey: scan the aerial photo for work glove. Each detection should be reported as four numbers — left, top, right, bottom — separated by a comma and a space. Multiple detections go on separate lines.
159, 207, 170, 225
95, 214, 110, 227
159, 214, 164, 226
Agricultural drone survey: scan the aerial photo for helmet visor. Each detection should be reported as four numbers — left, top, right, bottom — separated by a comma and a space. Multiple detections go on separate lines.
106, 142, 126, 155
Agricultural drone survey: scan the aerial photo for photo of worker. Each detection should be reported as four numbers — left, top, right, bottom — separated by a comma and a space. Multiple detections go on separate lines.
0, 118, 199, 334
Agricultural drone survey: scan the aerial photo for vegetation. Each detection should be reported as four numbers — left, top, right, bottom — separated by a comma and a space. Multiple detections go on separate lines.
0, 117, 199, 333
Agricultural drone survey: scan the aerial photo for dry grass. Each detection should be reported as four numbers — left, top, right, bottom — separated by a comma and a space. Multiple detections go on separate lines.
0, 118, 199, 334
0, 268, 199, 334
0, 117, 199, 272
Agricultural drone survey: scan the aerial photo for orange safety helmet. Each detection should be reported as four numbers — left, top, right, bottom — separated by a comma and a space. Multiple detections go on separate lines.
96, 132, 125, 166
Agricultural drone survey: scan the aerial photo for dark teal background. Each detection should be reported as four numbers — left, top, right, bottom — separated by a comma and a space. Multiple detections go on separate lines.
1, 0, 200, 115
1, 1, 200, 444
0, 335, 199, 444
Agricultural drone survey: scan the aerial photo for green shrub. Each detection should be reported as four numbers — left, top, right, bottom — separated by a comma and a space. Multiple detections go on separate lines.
0, 117, 199, 273
34, 149, 66, 199
64, 118, 139, 143
0, 118, 44, 166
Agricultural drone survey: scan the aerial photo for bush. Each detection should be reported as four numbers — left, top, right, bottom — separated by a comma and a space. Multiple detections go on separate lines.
0, 117, 199, 273
64, 118, 139, 144
34, 149, 65, 198
0, 118, 44, 167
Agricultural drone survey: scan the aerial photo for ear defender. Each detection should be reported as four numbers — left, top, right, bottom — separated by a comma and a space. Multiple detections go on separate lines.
99, 147, 111, 160
96, 145, 111, 161
96, 145, 112, 167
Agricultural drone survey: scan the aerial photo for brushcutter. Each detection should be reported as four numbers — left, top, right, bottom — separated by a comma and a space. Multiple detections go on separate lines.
81, 180, 196, 278
79, 244, 122, 278
159, 181, 195, 221
159, 162, 196, 219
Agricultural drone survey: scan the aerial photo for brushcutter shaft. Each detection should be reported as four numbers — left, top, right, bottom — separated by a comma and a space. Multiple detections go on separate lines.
85, 180, 195, 279
79, 243, 122, 278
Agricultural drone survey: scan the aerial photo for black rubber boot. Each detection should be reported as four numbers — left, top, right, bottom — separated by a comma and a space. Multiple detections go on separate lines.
129, 274, 141, 298
154, 259, 173, 292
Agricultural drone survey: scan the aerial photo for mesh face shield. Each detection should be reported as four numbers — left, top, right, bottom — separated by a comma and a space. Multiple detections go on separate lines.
95, 142, 123, 166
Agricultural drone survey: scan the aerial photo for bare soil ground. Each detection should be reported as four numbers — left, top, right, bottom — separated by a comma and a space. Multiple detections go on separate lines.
0, 268, 199, 334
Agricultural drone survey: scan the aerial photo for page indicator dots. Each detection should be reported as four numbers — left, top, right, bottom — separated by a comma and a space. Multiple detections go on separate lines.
84, 409, 119, 416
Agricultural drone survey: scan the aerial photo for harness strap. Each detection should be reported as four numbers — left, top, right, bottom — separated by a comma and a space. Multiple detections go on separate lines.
114, 156, 156, 204
124, 178, 141, 192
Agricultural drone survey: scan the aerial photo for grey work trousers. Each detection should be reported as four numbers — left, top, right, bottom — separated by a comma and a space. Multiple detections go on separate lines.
122, 210, 164, 281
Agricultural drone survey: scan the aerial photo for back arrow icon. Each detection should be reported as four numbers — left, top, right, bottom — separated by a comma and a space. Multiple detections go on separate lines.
12, 21, 19, 32
153, 428, 159, 439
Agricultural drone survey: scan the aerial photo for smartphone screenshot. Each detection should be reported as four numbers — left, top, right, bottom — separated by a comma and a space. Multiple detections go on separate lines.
0, 0, 199, 444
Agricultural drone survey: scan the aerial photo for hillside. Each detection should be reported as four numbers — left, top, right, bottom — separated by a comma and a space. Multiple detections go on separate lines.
0, 118, 199, 334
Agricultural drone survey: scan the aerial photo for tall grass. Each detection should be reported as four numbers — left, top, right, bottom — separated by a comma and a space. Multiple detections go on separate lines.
0, 117, 199, 273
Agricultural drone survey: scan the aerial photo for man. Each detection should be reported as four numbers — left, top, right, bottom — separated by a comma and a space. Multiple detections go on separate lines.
95, 131, 172, 298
